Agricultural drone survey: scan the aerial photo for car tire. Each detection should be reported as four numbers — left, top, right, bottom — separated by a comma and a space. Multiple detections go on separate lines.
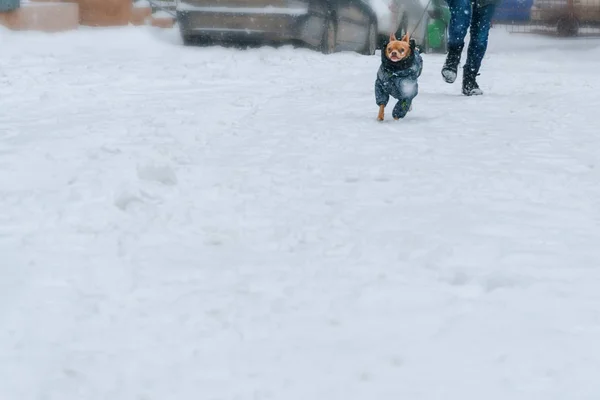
182, 35, 197, 46
321, 17, 336, 54
362, 20, 378, 55
557, 16, 579, 37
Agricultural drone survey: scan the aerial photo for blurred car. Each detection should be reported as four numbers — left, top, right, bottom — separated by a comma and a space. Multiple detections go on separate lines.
0, 0, 20, 12
494, 0, 534, 21
176, 0, 380, 55
367, 0, 449, 52
530, 0, 600, 34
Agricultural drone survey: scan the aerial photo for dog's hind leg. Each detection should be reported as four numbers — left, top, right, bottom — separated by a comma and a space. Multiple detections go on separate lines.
392, 99, 412, 120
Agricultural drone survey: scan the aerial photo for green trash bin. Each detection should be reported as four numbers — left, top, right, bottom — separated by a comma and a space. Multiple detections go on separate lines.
427, 19, 447, 51
0, 0, 20, 12
425, 0, 450, 53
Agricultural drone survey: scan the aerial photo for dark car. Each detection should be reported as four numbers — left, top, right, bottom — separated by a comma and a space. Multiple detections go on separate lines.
177, 0, 379, 55
494, 0, 533, 22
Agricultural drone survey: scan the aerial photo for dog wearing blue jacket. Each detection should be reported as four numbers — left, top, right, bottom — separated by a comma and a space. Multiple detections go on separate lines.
375, 33, 423, 121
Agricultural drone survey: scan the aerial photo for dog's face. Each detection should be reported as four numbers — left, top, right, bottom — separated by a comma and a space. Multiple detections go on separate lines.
385, 33, 411, 62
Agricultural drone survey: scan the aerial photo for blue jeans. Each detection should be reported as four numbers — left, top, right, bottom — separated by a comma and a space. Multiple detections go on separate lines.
447, 0, 496, 73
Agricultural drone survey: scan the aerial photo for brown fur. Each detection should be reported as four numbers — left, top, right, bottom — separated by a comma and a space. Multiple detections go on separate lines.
378, 32, 412, 121
377, 104, 385, 121
385, 32, 412, 63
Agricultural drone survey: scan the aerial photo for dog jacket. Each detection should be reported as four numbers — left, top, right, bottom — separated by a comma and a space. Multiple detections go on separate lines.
375, 46, 423, 108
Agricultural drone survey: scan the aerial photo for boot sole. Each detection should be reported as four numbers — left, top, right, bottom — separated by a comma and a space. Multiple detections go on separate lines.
462, 88, 483, 96
442, 69, 457, 84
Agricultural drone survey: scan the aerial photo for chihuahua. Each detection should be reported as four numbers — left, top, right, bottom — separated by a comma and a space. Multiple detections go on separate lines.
375, 32, 423, 121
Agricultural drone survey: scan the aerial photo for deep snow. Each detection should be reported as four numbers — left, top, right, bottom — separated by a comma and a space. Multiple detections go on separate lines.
1, 25, 600, 399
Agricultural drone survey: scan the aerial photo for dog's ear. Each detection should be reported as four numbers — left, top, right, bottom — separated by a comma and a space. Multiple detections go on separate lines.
389, 32, 397, 42
402, 32, 410, 43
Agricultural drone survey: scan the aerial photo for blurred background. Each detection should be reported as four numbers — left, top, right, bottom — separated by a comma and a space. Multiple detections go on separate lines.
163, 0, 600, 54
2, 0, 599, 48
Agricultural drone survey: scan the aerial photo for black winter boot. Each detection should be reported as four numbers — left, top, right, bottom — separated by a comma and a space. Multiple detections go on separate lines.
441, 44, 464, 84
462, 67, 483, 96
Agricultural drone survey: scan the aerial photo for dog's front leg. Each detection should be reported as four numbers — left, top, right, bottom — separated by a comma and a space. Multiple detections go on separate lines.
377, 104, 385, 121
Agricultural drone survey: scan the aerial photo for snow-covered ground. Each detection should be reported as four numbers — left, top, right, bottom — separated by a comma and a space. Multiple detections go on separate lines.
1, 25, 600, 399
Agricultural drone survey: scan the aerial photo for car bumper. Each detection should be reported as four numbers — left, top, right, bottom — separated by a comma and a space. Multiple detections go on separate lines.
177, 2, 310, 41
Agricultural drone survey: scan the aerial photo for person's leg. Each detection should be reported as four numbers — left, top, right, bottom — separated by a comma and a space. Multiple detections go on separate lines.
464, 3, 496, 75
442, 0, 472, 83
447, 0, 472, 49
462, 2, 496, 95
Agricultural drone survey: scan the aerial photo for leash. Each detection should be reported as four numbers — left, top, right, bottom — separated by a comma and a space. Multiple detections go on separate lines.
408, 0, 434, 37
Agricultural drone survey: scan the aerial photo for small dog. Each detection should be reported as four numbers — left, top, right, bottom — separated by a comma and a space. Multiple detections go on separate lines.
375, 33, 423, 121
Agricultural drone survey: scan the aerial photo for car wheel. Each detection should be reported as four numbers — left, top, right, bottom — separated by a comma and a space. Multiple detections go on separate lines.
362, 21, 377, 55
182, 35, 196, 46
321, 17, 336, 54
557, 16, 579, 36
